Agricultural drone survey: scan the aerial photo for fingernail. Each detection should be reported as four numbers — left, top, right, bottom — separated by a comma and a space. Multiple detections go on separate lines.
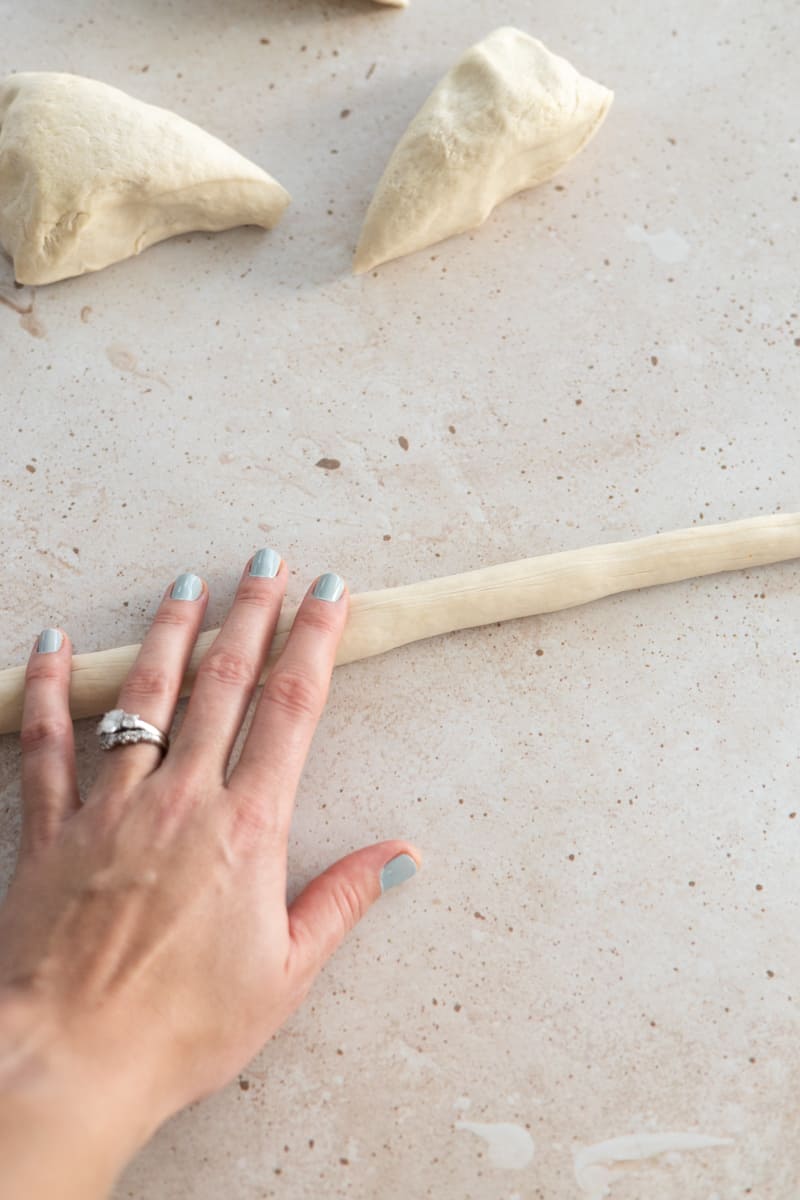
380, 854, 418, 894
312, 572, 344, 603
249, 548, 281, 579
36, 628, 63, 654
171, 572, 203, 601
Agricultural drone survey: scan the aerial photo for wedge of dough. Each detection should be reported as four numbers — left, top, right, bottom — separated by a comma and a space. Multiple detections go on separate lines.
0, 73, 290, 285
353, 28, 612, 272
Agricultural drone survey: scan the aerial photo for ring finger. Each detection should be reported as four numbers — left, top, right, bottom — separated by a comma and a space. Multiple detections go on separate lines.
93, 571, 207, 793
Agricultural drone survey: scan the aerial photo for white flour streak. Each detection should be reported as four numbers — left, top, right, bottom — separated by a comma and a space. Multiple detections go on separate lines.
573, 1131, 733, 1199
455, 1121, 535, 1169
626, 225, 690, 263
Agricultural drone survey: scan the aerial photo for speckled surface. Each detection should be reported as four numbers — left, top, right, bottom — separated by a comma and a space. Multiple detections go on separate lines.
1, 1, 799, 1197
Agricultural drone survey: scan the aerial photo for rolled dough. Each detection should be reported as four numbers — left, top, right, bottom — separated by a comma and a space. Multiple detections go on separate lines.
0, 513, 797, 735
0, 73, 290, 285
353, 28, 613, 273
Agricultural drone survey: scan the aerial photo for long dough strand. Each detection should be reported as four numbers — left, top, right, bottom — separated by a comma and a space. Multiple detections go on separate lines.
1, 512, 798, 735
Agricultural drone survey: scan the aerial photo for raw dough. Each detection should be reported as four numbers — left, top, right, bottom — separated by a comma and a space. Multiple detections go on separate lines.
0, 73, 290, 285
0, 513, 797, 734
353, 27, 613, 272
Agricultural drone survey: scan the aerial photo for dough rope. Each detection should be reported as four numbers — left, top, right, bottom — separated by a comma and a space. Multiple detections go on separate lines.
0, 513, 797, 735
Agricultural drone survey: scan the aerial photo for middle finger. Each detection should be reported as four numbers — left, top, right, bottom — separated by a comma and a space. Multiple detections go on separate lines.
170, 548, 286, 780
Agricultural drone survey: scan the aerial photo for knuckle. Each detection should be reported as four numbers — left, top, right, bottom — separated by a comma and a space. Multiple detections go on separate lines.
26, 660, 63, 685
230, 792, 284, 851
199, 648, 256, 689
152, 606, 194, 630
294, 605, 340, 637
20, 716, 72, 754
263, 667, 323, 721
297, 604, 340, 643
123, 664, 173, 702
332, 877, 366, 934
236, 580, 280, 611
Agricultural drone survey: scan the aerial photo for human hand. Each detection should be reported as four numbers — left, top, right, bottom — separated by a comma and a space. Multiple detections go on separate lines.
0, 553, 419, 1199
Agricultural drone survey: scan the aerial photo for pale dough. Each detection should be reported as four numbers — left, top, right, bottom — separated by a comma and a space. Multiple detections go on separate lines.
353, 27, 613, 273
0, 73, 290, 285
0, 513, 797, 734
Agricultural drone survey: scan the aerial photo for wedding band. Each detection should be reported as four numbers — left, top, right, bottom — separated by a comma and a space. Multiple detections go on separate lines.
96, 708, 169, 754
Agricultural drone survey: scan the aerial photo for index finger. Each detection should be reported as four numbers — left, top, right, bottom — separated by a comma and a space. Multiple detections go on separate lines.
229, 572, 347, 829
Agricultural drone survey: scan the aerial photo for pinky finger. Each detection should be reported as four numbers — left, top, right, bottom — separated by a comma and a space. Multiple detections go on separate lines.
19, 629, 80, 855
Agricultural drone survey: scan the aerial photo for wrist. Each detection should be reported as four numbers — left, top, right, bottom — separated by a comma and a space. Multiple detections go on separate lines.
0, 990, 157, 1200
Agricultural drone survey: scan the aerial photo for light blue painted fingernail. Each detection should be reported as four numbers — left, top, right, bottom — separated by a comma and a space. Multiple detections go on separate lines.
312, 572, 344, 603
37, 628, 63, 654
249, 548, 281, 579
380, 854, 418, 894
171, 572, 203, 601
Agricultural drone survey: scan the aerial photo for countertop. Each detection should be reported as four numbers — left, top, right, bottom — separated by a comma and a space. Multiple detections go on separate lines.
1, 1, 799, 1196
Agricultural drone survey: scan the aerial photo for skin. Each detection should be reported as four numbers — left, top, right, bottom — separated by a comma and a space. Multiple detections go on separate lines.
0, 555, 420, 1199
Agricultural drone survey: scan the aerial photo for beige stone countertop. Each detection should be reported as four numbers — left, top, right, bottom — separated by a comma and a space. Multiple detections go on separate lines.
1, 1, 799, 1197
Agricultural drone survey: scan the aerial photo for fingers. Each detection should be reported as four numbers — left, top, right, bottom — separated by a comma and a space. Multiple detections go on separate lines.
19, 629, 79, 854
229, 573, 348, 827
287, 842, 420, 981
169, 550, 287, 780
93, 572, 208, 793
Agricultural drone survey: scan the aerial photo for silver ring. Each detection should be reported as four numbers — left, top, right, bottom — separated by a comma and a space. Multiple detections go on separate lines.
96, 709, 169, 754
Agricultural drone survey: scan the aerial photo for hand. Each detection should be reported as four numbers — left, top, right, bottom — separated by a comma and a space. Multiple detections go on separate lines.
0, 553, 420, 1199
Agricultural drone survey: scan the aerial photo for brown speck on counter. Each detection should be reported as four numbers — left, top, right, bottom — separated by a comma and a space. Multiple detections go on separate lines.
315, 457, 340, 470
789, 812, 797, 819
366, 62, 376, 79
650, 355, 659, 366
575, 398, 582, 405
398, 435, 409, 451
239, 1079, 250, 1091
107, 345, 138, 372
448, 424, 456, 434
340, 108, 351, 119
535, 649, 544, 657
2, 291, 45, 337
20, 309, 46, 338
383, 534, 391, 541
0, 293, 31, 315
80, 306, 92, 323
25, 463, 36, 474
260, 36, 270, 44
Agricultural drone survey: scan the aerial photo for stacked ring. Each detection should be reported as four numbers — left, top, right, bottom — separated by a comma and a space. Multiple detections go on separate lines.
96, 709, 169, 755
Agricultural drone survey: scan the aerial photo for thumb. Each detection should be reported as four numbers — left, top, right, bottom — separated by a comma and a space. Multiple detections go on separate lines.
287, 840, 420, 978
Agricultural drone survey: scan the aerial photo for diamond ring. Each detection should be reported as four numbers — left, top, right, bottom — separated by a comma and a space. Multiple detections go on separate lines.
96, 709, 169, 754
